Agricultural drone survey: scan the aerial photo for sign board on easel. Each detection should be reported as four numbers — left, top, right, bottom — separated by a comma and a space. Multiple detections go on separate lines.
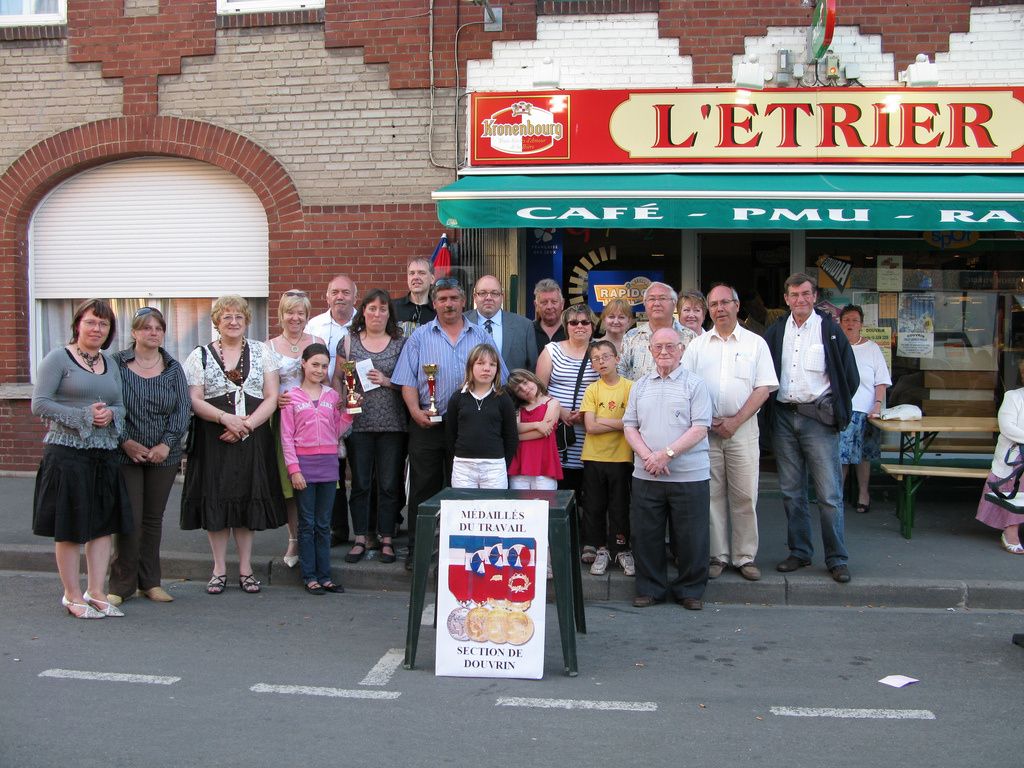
436, 498, 549, 679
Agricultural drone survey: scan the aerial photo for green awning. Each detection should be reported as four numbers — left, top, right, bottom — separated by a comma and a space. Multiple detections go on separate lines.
433, 172, 1024, 231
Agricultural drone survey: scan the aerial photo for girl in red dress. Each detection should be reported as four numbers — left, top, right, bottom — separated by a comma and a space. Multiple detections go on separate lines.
506, 369, 563, 490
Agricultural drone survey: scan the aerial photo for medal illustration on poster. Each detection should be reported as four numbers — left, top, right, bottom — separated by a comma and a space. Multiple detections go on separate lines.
436, 499, 549, 680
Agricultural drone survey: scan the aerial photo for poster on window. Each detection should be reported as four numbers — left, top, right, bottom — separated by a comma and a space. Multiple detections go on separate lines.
877, 255, 903, 292
897, 293, 935, 358
436, 499, 549, 680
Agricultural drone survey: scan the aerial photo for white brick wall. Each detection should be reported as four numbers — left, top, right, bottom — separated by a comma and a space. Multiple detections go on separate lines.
734, 26, 896, 86
0, 41, 123, 174
937, 6, 1024, 85
467, 13, 692, 90
160, 26, 457, 205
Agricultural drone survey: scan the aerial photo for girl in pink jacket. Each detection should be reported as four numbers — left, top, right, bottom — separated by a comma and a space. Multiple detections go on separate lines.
280, 343, 351, 595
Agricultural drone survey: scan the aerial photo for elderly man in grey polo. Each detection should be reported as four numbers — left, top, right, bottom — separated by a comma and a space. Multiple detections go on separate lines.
623, 326, 712, 611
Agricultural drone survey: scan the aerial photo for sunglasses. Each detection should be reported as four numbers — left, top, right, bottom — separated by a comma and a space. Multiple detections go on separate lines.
435, 277, 461, 290
284, 290, 308, 298
134, 306, 164, 320
567, 319, 592, 326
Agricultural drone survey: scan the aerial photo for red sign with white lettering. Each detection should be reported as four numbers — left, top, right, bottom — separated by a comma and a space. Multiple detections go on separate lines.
469, 88, 1024, 166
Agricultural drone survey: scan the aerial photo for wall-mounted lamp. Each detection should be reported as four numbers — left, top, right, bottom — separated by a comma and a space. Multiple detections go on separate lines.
902, 53, 939, 86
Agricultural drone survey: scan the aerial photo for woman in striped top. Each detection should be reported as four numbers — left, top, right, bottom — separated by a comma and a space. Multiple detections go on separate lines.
536, 305, 599, 517
107, 307, 190, 605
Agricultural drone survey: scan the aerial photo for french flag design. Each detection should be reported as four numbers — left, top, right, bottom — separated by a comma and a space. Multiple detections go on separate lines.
447, 536, 537, 604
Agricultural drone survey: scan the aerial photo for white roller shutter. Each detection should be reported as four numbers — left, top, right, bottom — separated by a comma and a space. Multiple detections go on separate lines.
30, 157, 269, 298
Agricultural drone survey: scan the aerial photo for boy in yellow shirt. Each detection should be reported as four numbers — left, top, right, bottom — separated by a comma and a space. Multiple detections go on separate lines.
580, 340, 634, 576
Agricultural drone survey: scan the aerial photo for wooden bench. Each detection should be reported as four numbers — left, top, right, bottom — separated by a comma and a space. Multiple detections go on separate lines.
880, 463, 989, 539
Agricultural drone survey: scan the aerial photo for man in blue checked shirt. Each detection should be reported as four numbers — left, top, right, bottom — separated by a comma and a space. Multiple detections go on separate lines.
392, 278, 508, 570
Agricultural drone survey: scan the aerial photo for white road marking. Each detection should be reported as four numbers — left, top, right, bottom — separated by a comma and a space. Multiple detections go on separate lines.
771, 706, 936, 720
421, 602, 435, 626
360, 648, 405, 686
251, 683, 400, 700
39, 668, 180, 685
496, 696, 657, 712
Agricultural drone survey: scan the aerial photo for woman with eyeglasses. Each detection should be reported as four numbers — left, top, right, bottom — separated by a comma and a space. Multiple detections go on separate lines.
104, 307, 190, 606
32, 299, 132, 619
677, 290, 708, 337
334, 289, 406, 564
536, 305, 600, 519
597, 298, 635, 353
268, 290, 325, 569
180, 295, 287, 595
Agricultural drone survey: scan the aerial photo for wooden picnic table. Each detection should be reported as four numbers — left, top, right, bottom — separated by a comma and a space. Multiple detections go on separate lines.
870, 416, 998, 538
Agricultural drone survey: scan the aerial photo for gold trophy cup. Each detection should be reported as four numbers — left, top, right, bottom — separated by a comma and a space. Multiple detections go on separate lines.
341, 361, 362, 415
422, 363, 442, 423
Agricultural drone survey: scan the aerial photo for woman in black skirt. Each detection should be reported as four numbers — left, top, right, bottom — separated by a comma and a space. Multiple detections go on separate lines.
32, 299, 132, 619
181, 295, 286, 595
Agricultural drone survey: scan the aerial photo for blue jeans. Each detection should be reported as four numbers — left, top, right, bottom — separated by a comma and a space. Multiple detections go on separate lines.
296, 481, 336, 583
772, 408, 849, 568
347, 431, 407, 537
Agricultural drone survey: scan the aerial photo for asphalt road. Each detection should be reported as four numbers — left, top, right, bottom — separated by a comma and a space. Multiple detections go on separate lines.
1, 570, 1020, 768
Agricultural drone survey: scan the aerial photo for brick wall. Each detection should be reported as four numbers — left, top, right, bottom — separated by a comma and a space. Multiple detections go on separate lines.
0, 39, 121, 172
160, 26, 457, 205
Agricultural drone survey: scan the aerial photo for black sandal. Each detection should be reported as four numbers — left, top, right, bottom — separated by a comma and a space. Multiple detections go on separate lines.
321, 581, 345, 593
206, 574, 227, 595
855, 502, 870, 514
304, 581, 325, 595
239, 573, 261, 593
344, 542, 367, 564
379, 540, 396, 564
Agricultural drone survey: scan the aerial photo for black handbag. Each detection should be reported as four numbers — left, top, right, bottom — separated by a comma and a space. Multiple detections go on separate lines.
183, 345, 207, 455
557, 351, 589, 462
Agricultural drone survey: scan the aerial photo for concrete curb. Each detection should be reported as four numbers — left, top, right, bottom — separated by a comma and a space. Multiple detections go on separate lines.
5, 544, 1022, 610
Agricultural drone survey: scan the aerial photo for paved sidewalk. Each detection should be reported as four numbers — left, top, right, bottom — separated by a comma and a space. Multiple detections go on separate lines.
2, 472, 1021, 609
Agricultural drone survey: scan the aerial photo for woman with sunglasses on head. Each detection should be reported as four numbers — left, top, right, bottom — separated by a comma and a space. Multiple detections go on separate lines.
181, 295, 287, 595
32, 299, 132, 619
105, 307, 190, 606
536, 305, 600, 530
268, 289, 324, 569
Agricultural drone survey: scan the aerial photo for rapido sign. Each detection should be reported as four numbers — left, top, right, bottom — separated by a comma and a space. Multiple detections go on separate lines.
470, 88, 1024, 166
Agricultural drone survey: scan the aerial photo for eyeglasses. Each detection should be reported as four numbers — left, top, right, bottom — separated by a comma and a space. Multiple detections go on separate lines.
567, 319, 592, 327
590, 353, 615, 363
284, 290, 307, 298
474, 290, 502, 298
435, 278, 461, 290
646, 295, 672, 303
134, 306, 163, 319
707, 299, 737, 310
651, 343, 682, 352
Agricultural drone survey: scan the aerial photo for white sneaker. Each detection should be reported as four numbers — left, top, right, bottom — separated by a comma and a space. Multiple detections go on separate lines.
615, 550, 636, 576
590, 548, 610, 575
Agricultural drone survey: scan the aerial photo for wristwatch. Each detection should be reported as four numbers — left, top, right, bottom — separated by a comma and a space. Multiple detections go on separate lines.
665, 447, 676, 458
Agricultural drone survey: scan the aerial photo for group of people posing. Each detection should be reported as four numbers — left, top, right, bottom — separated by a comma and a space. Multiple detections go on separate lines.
34, 258, 902, 618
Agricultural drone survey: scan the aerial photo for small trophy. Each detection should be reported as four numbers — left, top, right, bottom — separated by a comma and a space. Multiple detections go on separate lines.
341, 361, 362, 415
422, 363, 442, 423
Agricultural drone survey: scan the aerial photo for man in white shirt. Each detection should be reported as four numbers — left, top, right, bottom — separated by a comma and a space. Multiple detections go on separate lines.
305, 273, 357, 545
762, 273, 859, 584
305, 274, 357, 381
682, 284, 778, 581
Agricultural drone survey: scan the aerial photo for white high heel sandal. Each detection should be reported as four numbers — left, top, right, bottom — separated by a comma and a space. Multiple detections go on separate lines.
283, 537, 299, 568
83, 591, 125, 617
62, 595, 105, 620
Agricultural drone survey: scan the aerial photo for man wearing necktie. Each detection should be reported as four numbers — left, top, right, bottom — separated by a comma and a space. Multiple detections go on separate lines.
465, 275, 538, 372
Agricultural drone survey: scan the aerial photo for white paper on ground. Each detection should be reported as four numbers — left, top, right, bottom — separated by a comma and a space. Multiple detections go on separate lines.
879, 675, 919, 688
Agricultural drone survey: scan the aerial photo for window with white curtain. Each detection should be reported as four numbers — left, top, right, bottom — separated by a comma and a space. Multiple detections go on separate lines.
29, 156, 270, 379
39, 298, 269, 366
0, 0, 64, 25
